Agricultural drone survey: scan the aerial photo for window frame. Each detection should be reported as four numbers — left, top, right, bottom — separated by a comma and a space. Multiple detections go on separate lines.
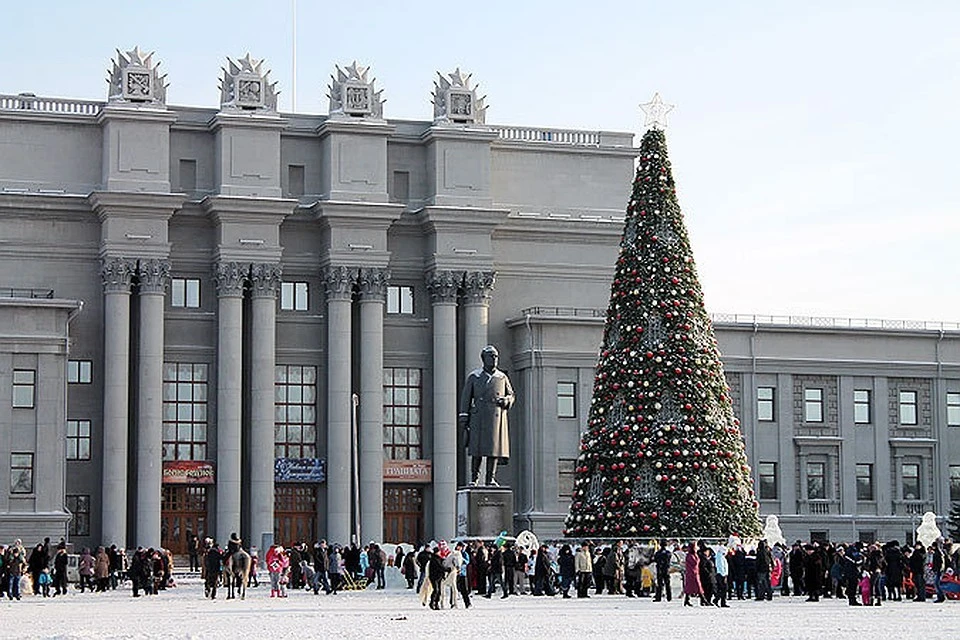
557, 381, 577, 419
162, 362, 209, 462
170, 277, 201, 309
280, 281, 309, 312
757, 386, 775, 422
66, 419, 92, 461
947, 392, 960, 427
855, 463, 874, 501
804, 387, 824, 423
10, 452, 34, 494
12, 369, 36, 408
853, 389, 871, 424
386, 285, 414, 315
898, 390, 918, 426
806, 461, 826, 500
901, 462, 921, 501
66, 494, 91, 537
274, 364, 318, 459
758, 462, 778, 500
950, 465, 960, 502
383, 367, 423, 460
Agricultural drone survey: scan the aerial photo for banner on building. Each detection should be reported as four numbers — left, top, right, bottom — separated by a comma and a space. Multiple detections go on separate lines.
162, 460, 215, 485
275, 457, 326, 483
383, 459, 432, 483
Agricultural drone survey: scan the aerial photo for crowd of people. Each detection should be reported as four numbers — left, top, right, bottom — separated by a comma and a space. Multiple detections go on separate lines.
3, 532, 958, 608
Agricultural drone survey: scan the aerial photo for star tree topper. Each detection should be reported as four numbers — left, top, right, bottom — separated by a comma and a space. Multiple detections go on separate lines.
640, 93, 674, 130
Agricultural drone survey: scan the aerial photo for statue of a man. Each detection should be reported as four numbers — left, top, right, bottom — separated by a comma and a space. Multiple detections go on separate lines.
459, 345, 515, 486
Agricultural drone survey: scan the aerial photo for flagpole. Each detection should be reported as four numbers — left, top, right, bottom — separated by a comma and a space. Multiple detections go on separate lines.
291, 0, 297, 112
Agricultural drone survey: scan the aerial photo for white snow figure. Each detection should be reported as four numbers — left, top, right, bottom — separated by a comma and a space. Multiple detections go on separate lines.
916, 511, 942, 547
762, 515, 786, 547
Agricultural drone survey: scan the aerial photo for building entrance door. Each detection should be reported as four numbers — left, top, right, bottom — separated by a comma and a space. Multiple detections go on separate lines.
274, 484, 317, 546
383, 485, 423, 544
160, 486, 207, 554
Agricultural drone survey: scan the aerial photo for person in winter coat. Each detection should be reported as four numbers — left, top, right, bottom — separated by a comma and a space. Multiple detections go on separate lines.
534, 544, 556, 596
402, 550, 417, 589
697, 543, 717, 606
788, 540, 805, 597
575, 542, 593, 598
653, 541, 673, 602
883, 541, 905, 601
592, 547, 607, 595
803, 544, 824, 601
204, 541, 223, 599
713, 544, 729, 607
27, 543, 48, 595
94, 546, 110, 592
266, 544, 290, 598
602, 541, 623, 595
843, 544, 865, 605
5, 543, 26, 600
416, 545, 433, 593
78, 548, 95, 593
755, 540, 773, 601
328, 545, 343, 594
683, 542, 703, 606
455, 542, 472, 608
500, 543, 517, 598
558, 544, 576, 598
427, 547, 446, 610
52, 546, 68, 596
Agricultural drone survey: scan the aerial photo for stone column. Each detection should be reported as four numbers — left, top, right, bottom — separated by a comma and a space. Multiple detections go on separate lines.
462, 271, 495, 378
357, 267, 388, 543
323, 266, 357, 545
100, 256, 135, 547
249, 263, 281, 547
214, 261, 247, 541
427, 269, 462, 540
136, 258, 169, 549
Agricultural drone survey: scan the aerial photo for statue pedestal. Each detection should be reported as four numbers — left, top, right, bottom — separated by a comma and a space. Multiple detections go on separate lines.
456, 487, 514, 539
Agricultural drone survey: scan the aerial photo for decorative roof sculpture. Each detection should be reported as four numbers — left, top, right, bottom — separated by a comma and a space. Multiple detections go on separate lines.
219, 54, 279, 112
327, 62, 384, 120
106, 47, 168, 105
432, 68, 487, 125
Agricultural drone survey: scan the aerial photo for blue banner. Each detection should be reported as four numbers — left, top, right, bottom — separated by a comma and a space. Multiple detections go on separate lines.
274, 457, 326, 483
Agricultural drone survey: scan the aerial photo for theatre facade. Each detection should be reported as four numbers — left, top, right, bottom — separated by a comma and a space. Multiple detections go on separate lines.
1, 49, 957, 551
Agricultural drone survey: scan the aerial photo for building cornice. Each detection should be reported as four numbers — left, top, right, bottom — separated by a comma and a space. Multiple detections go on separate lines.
88, 191, 186, 220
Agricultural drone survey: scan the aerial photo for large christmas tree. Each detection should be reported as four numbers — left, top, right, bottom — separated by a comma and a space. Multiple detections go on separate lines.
565, 127, 761, 539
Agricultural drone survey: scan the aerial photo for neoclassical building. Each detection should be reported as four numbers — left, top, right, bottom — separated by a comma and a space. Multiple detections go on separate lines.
1, 49, 956, 552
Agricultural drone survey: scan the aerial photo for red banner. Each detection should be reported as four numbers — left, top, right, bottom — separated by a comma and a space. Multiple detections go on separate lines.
162, 460, 215, 485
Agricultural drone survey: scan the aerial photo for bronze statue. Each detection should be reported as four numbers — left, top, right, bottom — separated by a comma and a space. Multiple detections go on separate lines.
459, 345, 515, 486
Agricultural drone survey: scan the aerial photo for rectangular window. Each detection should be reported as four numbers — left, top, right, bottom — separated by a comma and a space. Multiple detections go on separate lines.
179, 159, 197, 193
387, 285, 414, 315
68, 360, 93, 384
804, 388, 824, 423
66, 419, 92, 461
947, 392, 960, 427
383, 367, 422, 460
899, 390, 918, 425
391, 171, 410, 204
557, 381, 577, 419
162, 363, 208, 461
275, 365, 317, 459
950, 465, 960, 502
280, 282, 309, 311
288, 164, 305, 198
10, 453, 33, 493
807, 461, 826, 500
902, 462, 920, 500
856, 463, 874, 501
171, 278, 201, 308
12, 369, 36, 408
558, 459, 576, 499
758, 462, 777, 500
66, 494, 90, 537
854, 389, 871, 424
757, 386, 775, 422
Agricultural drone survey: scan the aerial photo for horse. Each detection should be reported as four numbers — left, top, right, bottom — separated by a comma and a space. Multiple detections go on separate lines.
224, 548, 251, 600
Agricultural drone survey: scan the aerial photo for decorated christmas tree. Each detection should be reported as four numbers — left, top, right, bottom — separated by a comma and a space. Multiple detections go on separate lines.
564, 121, 761, 539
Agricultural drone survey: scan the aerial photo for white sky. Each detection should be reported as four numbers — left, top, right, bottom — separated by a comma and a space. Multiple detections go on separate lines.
3, 1, 959, 321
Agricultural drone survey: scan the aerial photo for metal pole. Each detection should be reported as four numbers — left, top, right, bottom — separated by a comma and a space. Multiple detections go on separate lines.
352, 393, 361, 545
291, 0, 297, 111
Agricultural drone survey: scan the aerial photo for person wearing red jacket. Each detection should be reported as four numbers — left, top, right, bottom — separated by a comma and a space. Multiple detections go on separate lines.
266, 544, 290, 598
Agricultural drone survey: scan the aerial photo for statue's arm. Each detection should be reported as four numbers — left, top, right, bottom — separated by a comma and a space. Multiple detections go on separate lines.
458, 375, 473, 427
501, 375, 516, 410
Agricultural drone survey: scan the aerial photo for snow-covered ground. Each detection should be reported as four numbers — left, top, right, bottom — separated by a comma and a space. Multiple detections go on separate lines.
2, 576, 958, 640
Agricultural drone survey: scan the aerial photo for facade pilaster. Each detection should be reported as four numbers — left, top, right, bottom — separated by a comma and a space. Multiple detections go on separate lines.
323, 265, 357, 545
462, 271, 495, 378
136, 258, 169, 548
426, 269, 463, 539
214, 261, 247, 541
249, 262, 281, 548
100, 256, 135, 547
357, 267, 388, 542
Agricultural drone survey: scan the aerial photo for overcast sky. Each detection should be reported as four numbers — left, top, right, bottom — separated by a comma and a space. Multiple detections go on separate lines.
3, 1, 959, 321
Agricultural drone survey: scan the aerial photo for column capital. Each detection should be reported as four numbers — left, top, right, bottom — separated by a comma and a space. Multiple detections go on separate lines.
100, 256, 136, 294
358, 267, 390, 302
215, 261, 248, 298
463, 270, 496, 305
322, 265, 358, 302
250, 262, 282, 299
137, 258, 170, 295
426, 269, 464, 304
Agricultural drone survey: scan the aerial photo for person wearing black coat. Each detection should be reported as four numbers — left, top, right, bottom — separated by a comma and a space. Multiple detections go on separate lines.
842, 545, 864, 606
802, 544, 824, 601
501, 543, 517, 598
417, 546, 432, 593
558, 544, 576, 598
402, 551, 417, 589
653, 543, 673, 602
52, 547, 69, 596
27, 543, 48, 595
427, 549, 446, 610
908, 543, 927, 601
697, 544, 717, 606
534, 545, 556, 596
883, 541, 904, 601
472, 543, 488, 596
788, 541, 805, 596
204, 543, 223, 599
755, 541, 773, 601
